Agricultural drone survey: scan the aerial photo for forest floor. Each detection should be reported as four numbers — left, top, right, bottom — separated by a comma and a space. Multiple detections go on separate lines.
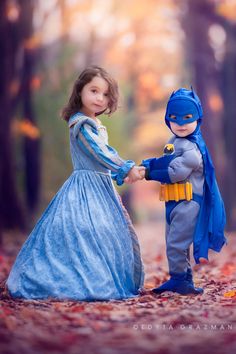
0, 222, 236, 354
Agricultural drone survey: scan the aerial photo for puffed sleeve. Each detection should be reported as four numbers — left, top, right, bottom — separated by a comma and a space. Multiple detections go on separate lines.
72, 117, 135, 186
141, 140, 201, 184
168, 146, 201, 183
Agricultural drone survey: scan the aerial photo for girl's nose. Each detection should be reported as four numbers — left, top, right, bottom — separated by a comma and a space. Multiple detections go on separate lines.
97, 94, 103, 101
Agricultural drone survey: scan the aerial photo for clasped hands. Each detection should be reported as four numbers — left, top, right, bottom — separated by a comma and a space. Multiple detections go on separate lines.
124, 166, 146, 184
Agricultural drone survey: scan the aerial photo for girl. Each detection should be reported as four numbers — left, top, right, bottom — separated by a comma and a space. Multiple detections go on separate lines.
6, 66, 145, 301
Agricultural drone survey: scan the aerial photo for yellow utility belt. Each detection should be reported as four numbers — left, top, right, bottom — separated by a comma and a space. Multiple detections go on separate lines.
159, 182, 193, 202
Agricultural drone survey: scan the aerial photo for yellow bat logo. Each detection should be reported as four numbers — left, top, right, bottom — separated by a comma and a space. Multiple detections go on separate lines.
163, 144, 175, 155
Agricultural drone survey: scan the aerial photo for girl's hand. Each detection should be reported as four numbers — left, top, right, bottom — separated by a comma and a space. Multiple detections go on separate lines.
124, 166, 146, 184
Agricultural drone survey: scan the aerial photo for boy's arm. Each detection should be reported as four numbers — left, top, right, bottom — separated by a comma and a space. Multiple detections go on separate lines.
167, 148, 201, 183
141, 147, 201, 184
141, 155, 176, 183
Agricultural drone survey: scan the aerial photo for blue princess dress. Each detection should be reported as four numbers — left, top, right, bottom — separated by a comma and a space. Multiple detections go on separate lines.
6, 113, 144, 301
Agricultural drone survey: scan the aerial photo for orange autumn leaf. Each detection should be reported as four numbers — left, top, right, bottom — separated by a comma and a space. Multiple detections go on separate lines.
220, 262, 236, 276
12, 119, 40, 139
217, 2, 236, 22
6, 1, 20, 22
223, 290, 236, 298
70, 304, 86, 313
31, 76, 41, 90
24, 34, 41, 50
208, 93, 223, 113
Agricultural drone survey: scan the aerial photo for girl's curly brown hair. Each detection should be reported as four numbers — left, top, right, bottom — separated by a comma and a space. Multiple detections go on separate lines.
61, 66, 119, 121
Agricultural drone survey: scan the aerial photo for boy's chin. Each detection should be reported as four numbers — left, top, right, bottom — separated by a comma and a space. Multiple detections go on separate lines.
175, 132, 189, 138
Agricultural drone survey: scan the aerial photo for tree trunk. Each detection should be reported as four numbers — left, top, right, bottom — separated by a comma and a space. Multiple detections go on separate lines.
181, 0, 225, 183
0, 0, 41, 234
221, 23, 236, 230
20, 0, 41, 211
181, 0, 236, 230
0, 0, 25, 233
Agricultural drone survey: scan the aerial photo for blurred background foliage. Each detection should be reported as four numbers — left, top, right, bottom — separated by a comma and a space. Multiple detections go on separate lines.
1, 0, 236, 241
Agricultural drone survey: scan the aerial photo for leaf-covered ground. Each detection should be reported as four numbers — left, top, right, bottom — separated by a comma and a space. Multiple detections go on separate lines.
0, 222, 236, 354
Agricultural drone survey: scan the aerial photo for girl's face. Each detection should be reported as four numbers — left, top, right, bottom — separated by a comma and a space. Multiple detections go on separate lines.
170, 120, 197, 137
80, 76, 109, 118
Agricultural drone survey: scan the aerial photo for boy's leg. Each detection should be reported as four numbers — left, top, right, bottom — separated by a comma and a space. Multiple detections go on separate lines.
186, 249, 193, 284
153, 201, 203, 295
166, 201, 199, 274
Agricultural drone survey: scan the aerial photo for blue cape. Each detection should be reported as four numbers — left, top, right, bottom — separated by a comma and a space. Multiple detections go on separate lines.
187, 125, 227, 263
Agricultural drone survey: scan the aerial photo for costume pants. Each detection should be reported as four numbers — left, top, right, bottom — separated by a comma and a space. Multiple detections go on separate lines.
166, 201, 200, 274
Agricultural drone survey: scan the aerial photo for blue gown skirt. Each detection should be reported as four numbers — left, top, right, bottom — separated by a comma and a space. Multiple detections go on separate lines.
6, 170, 144, 301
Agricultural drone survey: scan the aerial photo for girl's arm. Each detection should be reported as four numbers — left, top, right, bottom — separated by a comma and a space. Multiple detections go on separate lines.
74, 122, 135, 185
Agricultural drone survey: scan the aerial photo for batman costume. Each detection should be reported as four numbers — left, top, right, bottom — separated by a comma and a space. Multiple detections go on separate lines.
141, 88, 227, 295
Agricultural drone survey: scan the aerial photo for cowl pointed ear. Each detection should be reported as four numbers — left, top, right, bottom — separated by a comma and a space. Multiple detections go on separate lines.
190, 85, 196, 98
190, 86, 203, 117
169, 90, 176, 99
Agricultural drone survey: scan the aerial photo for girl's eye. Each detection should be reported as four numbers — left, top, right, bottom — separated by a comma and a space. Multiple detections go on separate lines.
169, 114, 176, 119
91, 89, 97, 93
104, 93, 109, 97
184, 114, 193, 120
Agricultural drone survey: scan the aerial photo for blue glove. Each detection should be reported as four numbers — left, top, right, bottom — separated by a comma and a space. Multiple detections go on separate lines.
141, 154, 176, 183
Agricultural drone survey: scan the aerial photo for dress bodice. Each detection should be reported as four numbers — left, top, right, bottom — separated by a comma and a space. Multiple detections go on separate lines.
67, 112, 135, 186
69, 123, 110, 174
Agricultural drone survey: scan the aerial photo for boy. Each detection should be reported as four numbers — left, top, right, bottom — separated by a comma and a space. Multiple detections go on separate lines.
141, 88, 226, 295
